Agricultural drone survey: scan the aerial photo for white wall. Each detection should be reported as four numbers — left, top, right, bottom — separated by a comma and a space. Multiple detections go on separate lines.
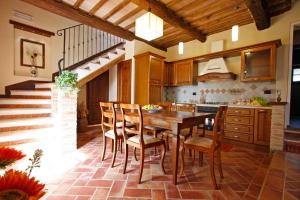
0, 0, 77, 94
109, 64, 118, 101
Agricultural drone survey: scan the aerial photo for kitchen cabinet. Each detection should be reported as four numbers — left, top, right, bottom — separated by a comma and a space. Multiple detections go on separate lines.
254, 109, 271, 146
164, 59, 197, 86
241, 44, 276, 82
225, 107, 254, 143
224, 107, 271, 146
134, 52, 165, 105
174, 59, 198, 86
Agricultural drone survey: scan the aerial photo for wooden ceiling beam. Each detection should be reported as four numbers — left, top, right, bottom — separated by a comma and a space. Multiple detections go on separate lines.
89, 0, 108, 15
130, 0, 207, 42
244, 0, 270, 30
102, 0, 131, 20
73, 0, 85, 9
21, 0, 166, 51
114, 7, 142, 25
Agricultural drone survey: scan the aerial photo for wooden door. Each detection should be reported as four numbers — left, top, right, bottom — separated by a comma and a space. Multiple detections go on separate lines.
254, 109, 271, 146
149, 84, 162, 104
174, 60, 193, 85
118, 59, 132, 103
87, 71, 109, 124
149, 56, 164, 85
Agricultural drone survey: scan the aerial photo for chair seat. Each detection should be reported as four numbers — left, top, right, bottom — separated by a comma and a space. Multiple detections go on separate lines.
184, 137, 213, 149
104, 128, 123, 138
144, 125, 165, 132
116, 121, 134, 128
128, 134, 161, 145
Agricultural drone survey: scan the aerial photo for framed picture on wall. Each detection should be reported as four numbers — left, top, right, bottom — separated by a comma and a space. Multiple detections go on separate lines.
20, 39, 45, 68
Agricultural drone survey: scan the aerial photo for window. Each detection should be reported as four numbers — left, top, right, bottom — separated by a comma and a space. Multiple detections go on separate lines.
293, 68, 300, 82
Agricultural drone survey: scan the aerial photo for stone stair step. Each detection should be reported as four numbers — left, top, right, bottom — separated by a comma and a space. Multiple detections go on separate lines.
0, 98, 51, 108
10, 90, 51, 99
0, 117, 53, 132
0, 127, 54, 146
35, 83, 54, 89
0, 108, 51, 119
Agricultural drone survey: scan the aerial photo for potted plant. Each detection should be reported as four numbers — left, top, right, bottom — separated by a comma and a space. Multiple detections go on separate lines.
55, 70, 78, 93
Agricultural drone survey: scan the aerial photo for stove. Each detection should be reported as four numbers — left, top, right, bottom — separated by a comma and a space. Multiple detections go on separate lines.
197, 105, 220, 131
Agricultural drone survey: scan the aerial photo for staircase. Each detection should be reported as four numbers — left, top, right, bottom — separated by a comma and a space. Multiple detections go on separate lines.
0, 83, 53, 148
284, 127, 300, 154
0, 24, 127, 149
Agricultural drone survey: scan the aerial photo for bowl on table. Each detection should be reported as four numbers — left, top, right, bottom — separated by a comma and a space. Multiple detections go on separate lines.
142, 105, 162, 113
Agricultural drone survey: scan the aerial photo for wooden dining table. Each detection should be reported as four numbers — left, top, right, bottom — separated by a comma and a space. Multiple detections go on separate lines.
116, 110, 211, 185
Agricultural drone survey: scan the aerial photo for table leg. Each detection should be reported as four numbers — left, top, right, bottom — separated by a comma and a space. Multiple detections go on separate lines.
172, 124, 180, 185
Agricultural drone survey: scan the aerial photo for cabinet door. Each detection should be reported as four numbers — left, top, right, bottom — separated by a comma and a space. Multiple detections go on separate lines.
241, 44, 276, 82
169, 63, 176, 86
164, 62, 170, 86
174, 60, 194, 85
149, 56, 164, 85
149, 84, 162, 104
254, 109, 271, 146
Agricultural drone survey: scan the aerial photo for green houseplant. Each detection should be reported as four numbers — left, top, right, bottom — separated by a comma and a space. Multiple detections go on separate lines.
55, 70, 78, 92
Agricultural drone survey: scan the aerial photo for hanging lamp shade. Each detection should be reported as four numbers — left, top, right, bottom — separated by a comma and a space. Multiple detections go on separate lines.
178, 42, 184, 54
232, 25, 239, 42
135, 12, 163, 41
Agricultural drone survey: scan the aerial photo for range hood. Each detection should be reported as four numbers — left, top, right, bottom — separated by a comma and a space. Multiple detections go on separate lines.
197, 40, 237, 82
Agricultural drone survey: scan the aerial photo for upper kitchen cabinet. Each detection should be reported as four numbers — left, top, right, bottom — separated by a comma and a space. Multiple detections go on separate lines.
165, 59, 198, 86
241, 43, 277, 82
134, 52, 165, 105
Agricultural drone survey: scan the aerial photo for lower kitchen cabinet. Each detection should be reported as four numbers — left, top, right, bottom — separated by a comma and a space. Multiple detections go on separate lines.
224, 107, 271, 146
254, 108, 271, 146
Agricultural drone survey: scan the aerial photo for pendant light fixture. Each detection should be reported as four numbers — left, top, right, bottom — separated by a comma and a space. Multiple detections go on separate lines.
232, 25, 239, 42
178, 42, 184, 54
135, 7, 163, 41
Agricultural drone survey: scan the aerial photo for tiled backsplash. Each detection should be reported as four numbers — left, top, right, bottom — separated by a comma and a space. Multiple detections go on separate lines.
164, 77, 276, 104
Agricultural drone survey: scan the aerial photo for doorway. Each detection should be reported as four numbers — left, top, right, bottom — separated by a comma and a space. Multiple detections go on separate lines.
87, 71, 109, 125
117, 59, 132, 103
290, 26, 300, 129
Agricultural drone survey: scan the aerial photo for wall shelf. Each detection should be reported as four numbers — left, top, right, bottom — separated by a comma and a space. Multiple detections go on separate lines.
9, 20, 55, 37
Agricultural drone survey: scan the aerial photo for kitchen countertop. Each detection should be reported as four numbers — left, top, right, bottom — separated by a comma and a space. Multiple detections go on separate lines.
196, 103, 272, 109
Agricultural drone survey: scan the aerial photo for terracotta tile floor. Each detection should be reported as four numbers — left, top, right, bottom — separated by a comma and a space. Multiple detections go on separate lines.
39, 128, 299, 200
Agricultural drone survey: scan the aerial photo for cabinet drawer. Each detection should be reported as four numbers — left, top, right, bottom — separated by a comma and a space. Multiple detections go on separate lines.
224, 131, 253, 143
225, 124, 253, 134
227, 108, 254, 116
226, 115, 254, 125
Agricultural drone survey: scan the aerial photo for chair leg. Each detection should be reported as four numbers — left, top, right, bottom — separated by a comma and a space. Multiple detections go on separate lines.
217, 148, 224, 179
123, 144, 128, 174
207, 153, 218, 190
111, 139, 114, 152
133, 147, 138, 161
101, 136, 107, 161
160, 143, 166, 174
138, 148, 145, 184
154, 130, 158, 155
199, 152, 203, 167
111, 139, 118, 168
120, 139, 123, 154
179, 146, 185, 176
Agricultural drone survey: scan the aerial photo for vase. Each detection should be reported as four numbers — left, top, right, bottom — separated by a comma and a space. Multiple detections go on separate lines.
30, 66, 38, 77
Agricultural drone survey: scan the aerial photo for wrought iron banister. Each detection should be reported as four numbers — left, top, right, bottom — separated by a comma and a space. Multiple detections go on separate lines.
56, 24, 125, 73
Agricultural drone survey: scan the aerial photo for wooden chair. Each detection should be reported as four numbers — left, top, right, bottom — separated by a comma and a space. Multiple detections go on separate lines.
143, 102, 173, 154
162, 103, 197, 150
100, 102, 122, 168
120, 103, 166, 183
179, 106, 228, 189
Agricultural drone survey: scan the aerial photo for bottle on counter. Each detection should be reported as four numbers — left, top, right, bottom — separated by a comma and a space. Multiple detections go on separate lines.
200, 94, 206, 104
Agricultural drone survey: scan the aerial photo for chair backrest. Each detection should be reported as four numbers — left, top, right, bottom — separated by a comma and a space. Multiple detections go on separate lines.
175, 103, 196, 112
99, 102, 117, 136
211, 106, 228, 149
120, 103, 144, 143
157, 102, 173, 112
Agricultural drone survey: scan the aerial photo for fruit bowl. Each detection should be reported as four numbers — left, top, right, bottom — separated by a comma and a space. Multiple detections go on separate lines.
142, 104, 162, 113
